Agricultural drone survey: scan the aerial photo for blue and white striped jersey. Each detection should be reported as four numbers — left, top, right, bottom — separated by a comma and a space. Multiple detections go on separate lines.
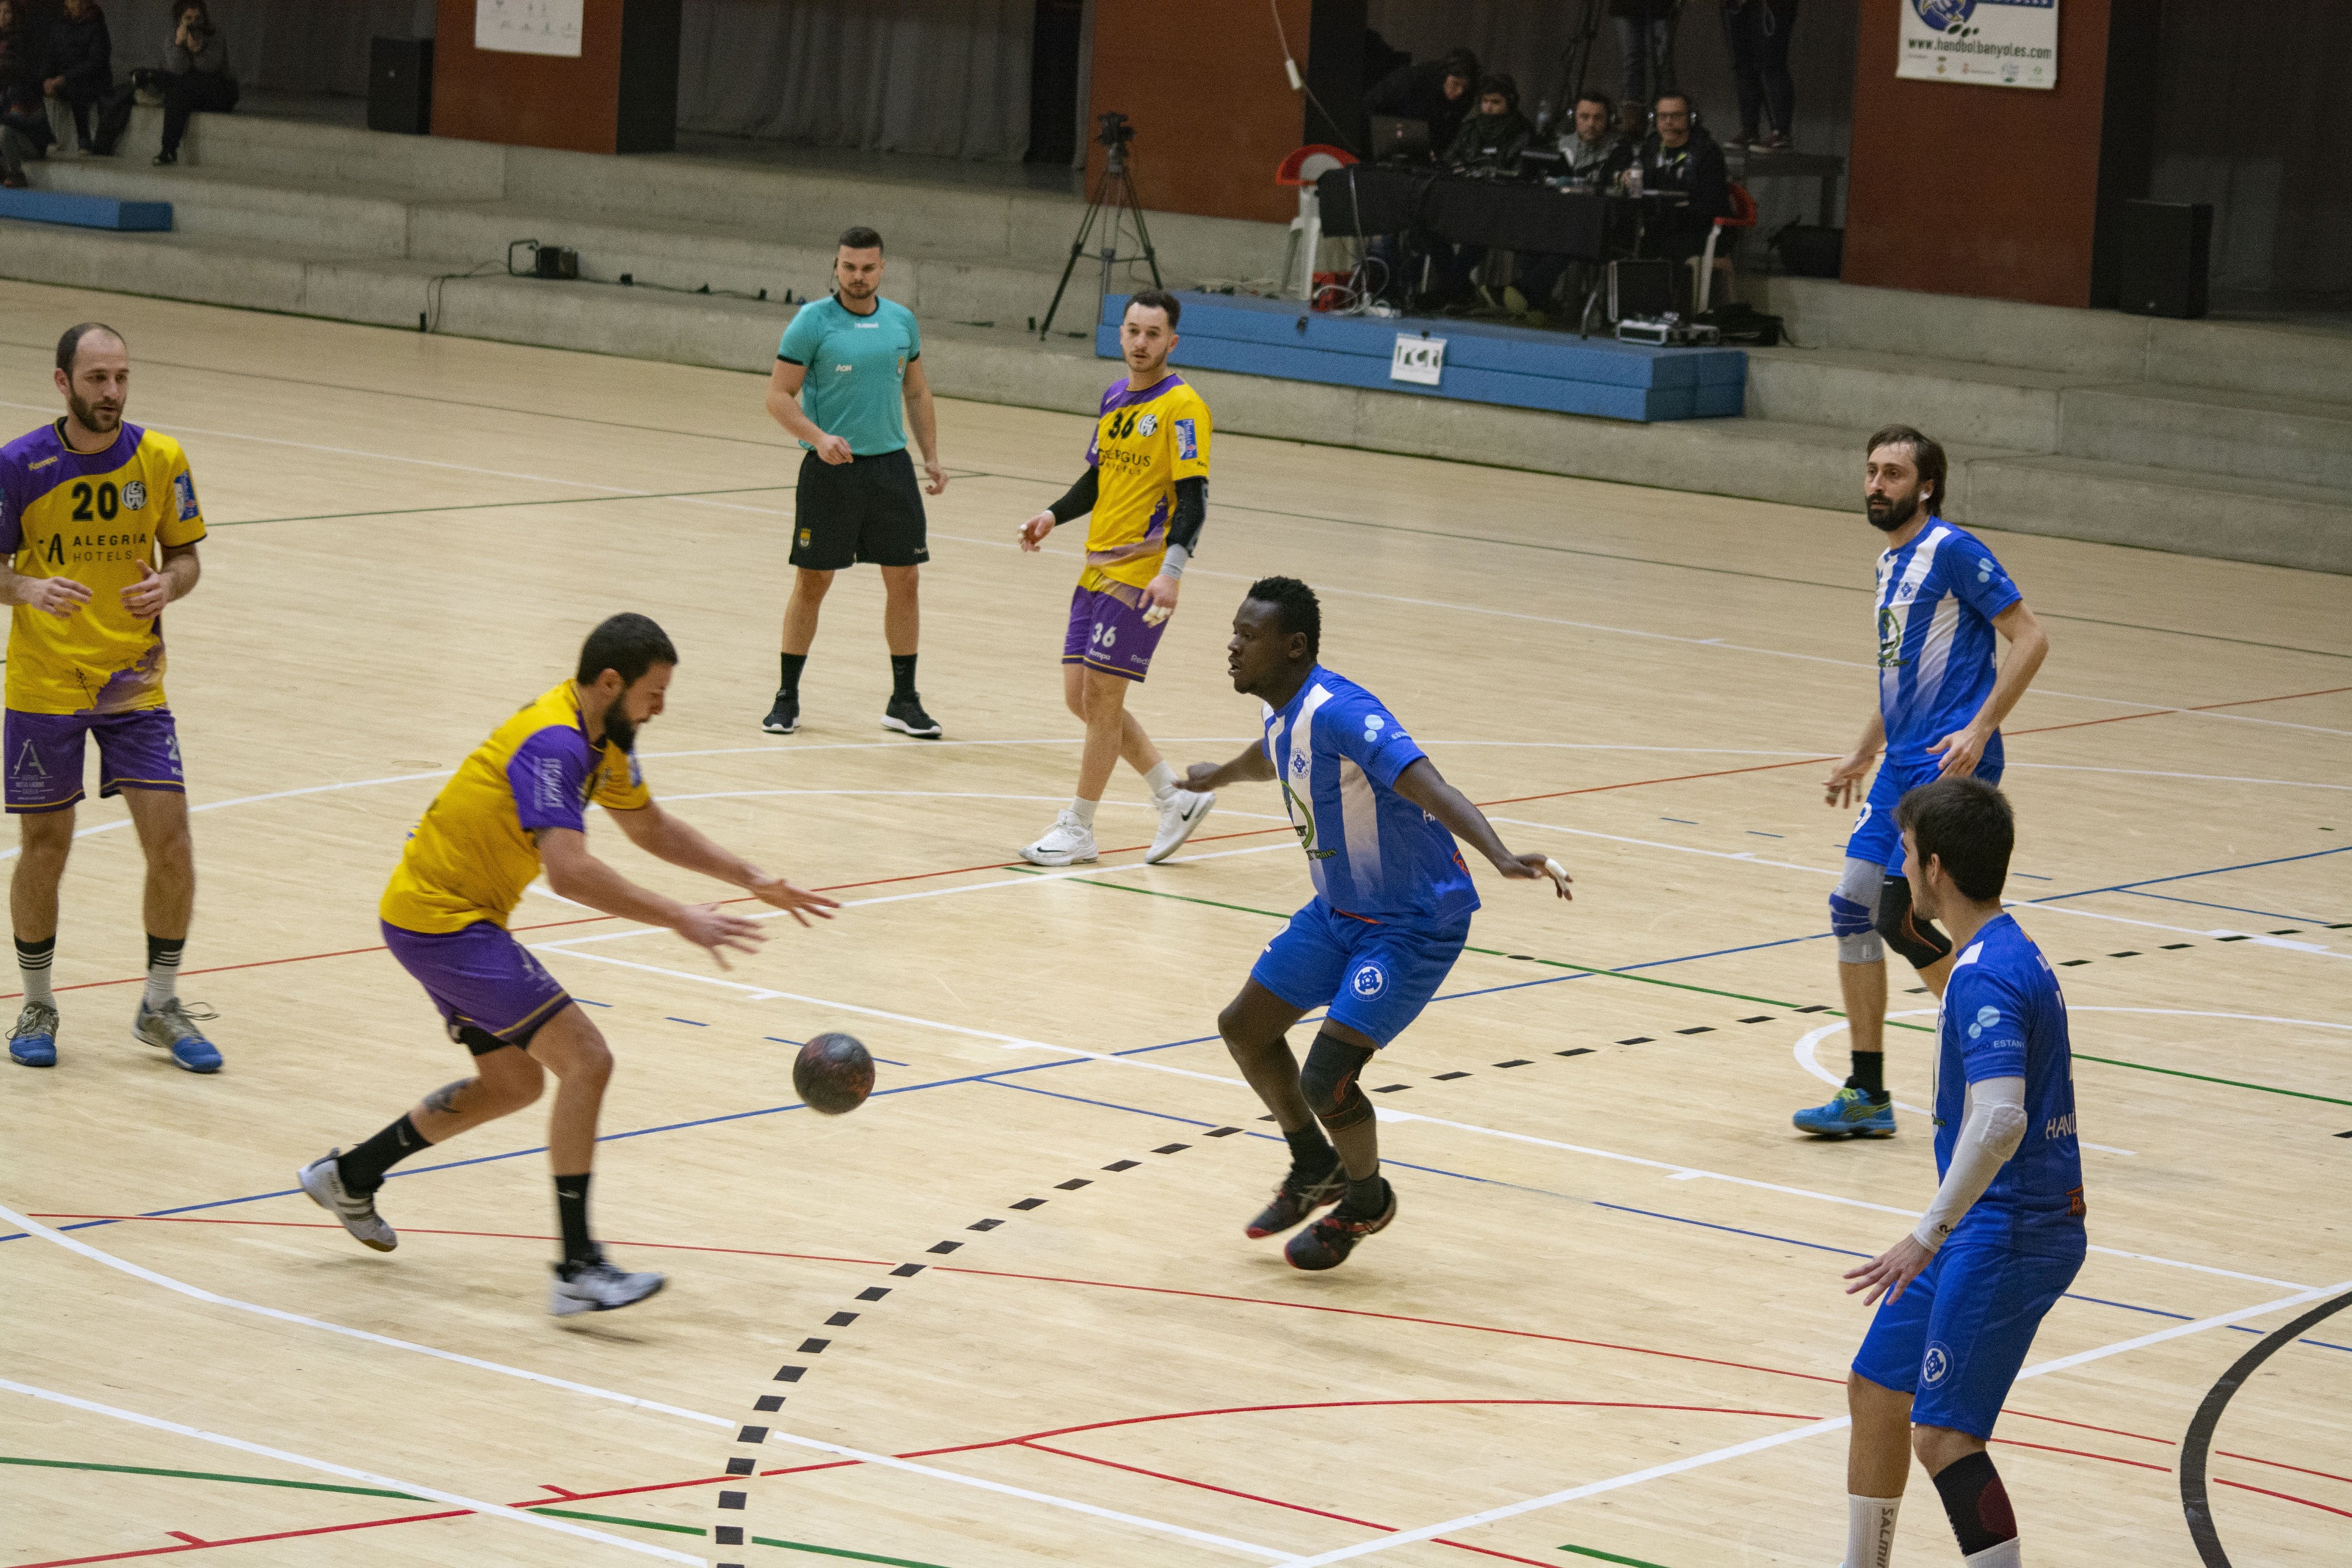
1260, 666, 1480, 922
1874, 519, 2022, 763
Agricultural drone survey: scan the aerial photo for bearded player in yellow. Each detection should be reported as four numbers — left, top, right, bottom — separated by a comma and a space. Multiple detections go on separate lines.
298, 614, 839, 1315
1014, 289, 1216, 866
1, 324, 216, 1073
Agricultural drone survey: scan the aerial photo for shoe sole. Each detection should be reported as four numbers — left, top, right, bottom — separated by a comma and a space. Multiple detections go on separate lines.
1017, 846, 1098, 867
1144, 796, 1214, 865
551, 1275, 667, 1317
1796, 1121, 1897, 1139
297, 1161, 397, 1252
879, 714, 942, 739
760, 718, 799, 734
8, 1047, 55, 1067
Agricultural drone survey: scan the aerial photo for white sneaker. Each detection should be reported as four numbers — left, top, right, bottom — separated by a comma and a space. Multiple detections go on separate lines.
549, 1258, 667, 1317
297, 1151, 398, 1253
1146, 788, 1215, 864
1019, 810, 1098, 867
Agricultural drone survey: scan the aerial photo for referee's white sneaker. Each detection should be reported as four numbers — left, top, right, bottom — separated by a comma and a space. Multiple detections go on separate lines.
1146, 788, 1215, 864
1019, 810, 1098, 867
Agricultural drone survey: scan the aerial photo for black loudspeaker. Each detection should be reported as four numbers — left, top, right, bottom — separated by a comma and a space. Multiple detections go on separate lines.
367, 38, 433, 136
2114, 199, 2211, 319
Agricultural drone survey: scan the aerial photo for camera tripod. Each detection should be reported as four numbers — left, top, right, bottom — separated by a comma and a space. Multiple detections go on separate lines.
1037, 112, 1163, 340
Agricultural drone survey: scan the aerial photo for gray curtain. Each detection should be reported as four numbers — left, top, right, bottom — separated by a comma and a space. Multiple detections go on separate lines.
677, 0, 1035, 161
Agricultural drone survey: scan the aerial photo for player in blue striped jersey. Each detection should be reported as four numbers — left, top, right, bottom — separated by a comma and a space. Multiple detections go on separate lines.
1184, 577, 1571, 1271
1797, 426, 2049, 1140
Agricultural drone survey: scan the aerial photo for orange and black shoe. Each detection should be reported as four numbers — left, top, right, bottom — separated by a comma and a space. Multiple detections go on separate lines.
1284, 1178, 1397, 1271
1244, 1158, 1345, 1239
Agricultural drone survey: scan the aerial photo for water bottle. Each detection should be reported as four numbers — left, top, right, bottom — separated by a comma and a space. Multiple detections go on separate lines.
1534, 99, 1553, 136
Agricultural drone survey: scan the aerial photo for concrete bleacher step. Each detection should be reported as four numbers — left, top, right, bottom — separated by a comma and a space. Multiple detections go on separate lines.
2058, 382, 2352, 493
1744, 345, 2078, 453
1963, 453, 2352, 575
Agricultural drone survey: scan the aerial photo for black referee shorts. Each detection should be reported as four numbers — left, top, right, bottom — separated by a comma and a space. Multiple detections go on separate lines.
790, 447, 930, 571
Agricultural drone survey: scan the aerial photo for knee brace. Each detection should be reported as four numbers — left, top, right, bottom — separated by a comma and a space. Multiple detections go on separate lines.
1830, 857, 1885, 965
1298, 1031, 1377, 1132
1875, 870, 1953, 970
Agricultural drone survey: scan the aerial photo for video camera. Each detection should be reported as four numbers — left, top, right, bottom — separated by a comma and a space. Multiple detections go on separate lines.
1096, 111, 1136, 151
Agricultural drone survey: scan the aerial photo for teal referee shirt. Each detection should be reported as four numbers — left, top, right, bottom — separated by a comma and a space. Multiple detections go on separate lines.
776, 296, 922, 457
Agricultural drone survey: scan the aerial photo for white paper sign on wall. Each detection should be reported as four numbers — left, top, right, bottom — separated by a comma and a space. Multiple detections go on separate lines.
1897, 0, 2058, 91
1391, 335, 1446, 386
477, 0, 584, 59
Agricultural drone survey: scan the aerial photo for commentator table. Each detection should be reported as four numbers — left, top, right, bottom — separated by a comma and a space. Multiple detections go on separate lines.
1315, 165, 1697, 260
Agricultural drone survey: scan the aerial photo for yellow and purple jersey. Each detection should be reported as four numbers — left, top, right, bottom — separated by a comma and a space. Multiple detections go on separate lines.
1078, 374, 1210, 593
0, 419, 207, 715
381, 679, 653, 934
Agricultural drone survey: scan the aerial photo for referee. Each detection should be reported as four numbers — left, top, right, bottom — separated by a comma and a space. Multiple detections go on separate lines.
762, 227, 946, 738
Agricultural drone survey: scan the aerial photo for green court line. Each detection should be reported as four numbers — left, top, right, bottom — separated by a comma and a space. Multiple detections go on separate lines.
748, 1537, 958, 1566
1039, 870, 2352, 1101
214, 483, 791, 528
0, 1455, 417, 1498
2071, 1053, 2352, 1106
1559, 1544, 1673, 1567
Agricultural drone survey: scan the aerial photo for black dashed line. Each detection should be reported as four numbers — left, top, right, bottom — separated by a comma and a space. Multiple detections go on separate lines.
1738, 1014, 1774, 1023
1557, 1047, 1593, 1057
753, 1396, 783, 1412
1207, 1126, 1242, 1137
737, 1426, 767, 1443
2060, 959, 2092, 967
1494, 1059, 1532, 1068
1103, 1159, 1139, 1171
1056, 1177, 1092, 1189
1010, 1197, 1046, 1209
1676, 1026, 1713, 1035
1434, 1070, 1470, 1080
856, 1287, 890, 1301
891, 1263, 926, 1276
1617, 1036, 1654, 1044
797, 1339, 829, 1353
726, 1457, 754, 1476
926, 1241, 962, 1254
967, 1218, 1003, 1231
1374, 1083, 1412, 1092
825, 1312, 857, 1327
718, 1492, 746, 1509
774, 1367, 805, 1382
1153, 1143, 1190, 1154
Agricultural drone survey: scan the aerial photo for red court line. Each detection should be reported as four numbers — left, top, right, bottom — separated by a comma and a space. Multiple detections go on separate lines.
1987, 1438, 2171, 1474
2212, 1477, 2352, 1519
2216, 1450, 2352, 1486
1021, 1438, 1555, 1566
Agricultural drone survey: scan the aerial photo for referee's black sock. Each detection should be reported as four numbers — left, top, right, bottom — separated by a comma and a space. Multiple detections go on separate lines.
338, 1114, 426, 1195
778, 653, 807, 698
1847, 1050, 1888, 1100
890, 653, 918, 701
554, 1172, 600, 1269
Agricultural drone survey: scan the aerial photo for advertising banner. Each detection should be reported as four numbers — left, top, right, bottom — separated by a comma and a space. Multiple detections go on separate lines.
1898, 0, 2058, 90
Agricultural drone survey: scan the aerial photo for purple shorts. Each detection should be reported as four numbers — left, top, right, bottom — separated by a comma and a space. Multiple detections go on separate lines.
381, 919, 571, 1054
4, 707, 186, 814
1061, 583, 1167, 683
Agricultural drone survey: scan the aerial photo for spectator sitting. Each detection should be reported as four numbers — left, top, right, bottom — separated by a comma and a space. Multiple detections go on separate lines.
38, 0, 112, 155
1444, 74, 1532, 175
1634, 90, 1732, 271
1560, 91, 1632, 186
0, 0, 50, 188
1364, 46, 1479, 164
152, 0, 235, 164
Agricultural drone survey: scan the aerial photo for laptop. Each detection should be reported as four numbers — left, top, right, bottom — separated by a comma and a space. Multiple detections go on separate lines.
1369, 114, 1432, 163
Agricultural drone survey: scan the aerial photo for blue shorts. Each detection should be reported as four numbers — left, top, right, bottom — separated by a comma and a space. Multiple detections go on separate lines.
381, 919, 571, 1053
1851, 1230, 2082, 1438
1846, 740, 2005, 870
1251, 897, 1471, 1046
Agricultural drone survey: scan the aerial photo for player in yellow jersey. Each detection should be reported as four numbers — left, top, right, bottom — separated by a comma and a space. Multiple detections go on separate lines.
298, 614, 839, 1316
0, 324, 216, 1073
1013, 289, 1217, 866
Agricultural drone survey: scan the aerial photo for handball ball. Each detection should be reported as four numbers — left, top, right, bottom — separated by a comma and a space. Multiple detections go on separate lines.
794, 1032, 874, 1115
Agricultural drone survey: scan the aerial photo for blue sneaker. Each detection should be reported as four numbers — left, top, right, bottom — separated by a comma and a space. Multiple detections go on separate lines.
8, 1001, 58, 1067
1793, 1086, 1895, 1138
134, 999, 222, 1073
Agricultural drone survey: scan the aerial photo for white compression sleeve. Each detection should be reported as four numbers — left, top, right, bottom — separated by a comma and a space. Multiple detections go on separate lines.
1912, 1076, 2026, 1251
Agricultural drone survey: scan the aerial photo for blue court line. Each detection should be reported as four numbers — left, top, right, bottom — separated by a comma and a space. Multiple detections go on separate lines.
2117, 889, 2344, 927
2043, 845, 2349, 903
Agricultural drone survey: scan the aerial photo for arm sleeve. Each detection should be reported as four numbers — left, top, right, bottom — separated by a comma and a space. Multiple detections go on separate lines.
1046, 465, 1098, 525
507, 728, 592, 836
776, 307, 821, 366
1335, 696, 1431, 791
591, 746, 653, 811
1949, 536, 2024, 621
157, 443, 205, 546
1161, 476, 1207, 573
1912, 1076, 2027, 1250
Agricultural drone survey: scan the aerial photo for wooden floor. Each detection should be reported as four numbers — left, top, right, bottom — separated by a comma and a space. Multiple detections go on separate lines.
0, 280, 2345, 1568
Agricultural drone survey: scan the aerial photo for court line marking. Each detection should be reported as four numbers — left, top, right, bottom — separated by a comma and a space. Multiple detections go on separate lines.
11, 387, 2336, 736
1271, 1276, 2352, 1567
0, 1376, 701, 1564
0, 1203, 1298, 1564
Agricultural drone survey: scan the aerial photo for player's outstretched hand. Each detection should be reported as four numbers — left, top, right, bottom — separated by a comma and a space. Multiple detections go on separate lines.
1843, 1234, 1934, 1306
26, 575, 91, 618
1495, 851, 1574, 899
1018, 510, 1056, 551
814, 432, 854, 466
676, 904, 766, 970
748, 875, 841, 928
1183, 761, 1223, 792
120, 562, 170, 619
1824, 750, 1874, 809
1927, 723, 1989, 779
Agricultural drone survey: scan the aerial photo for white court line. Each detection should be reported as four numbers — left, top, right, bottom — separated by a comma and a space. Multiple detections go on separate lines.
0, 1202, 1295, 1564
1274, 1275, 2352, 1566
1488, 814, 1836, 877
0, 1376, 702, 1564
2004, 763, 2352, 791
1790, 1017, 2136, 1154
